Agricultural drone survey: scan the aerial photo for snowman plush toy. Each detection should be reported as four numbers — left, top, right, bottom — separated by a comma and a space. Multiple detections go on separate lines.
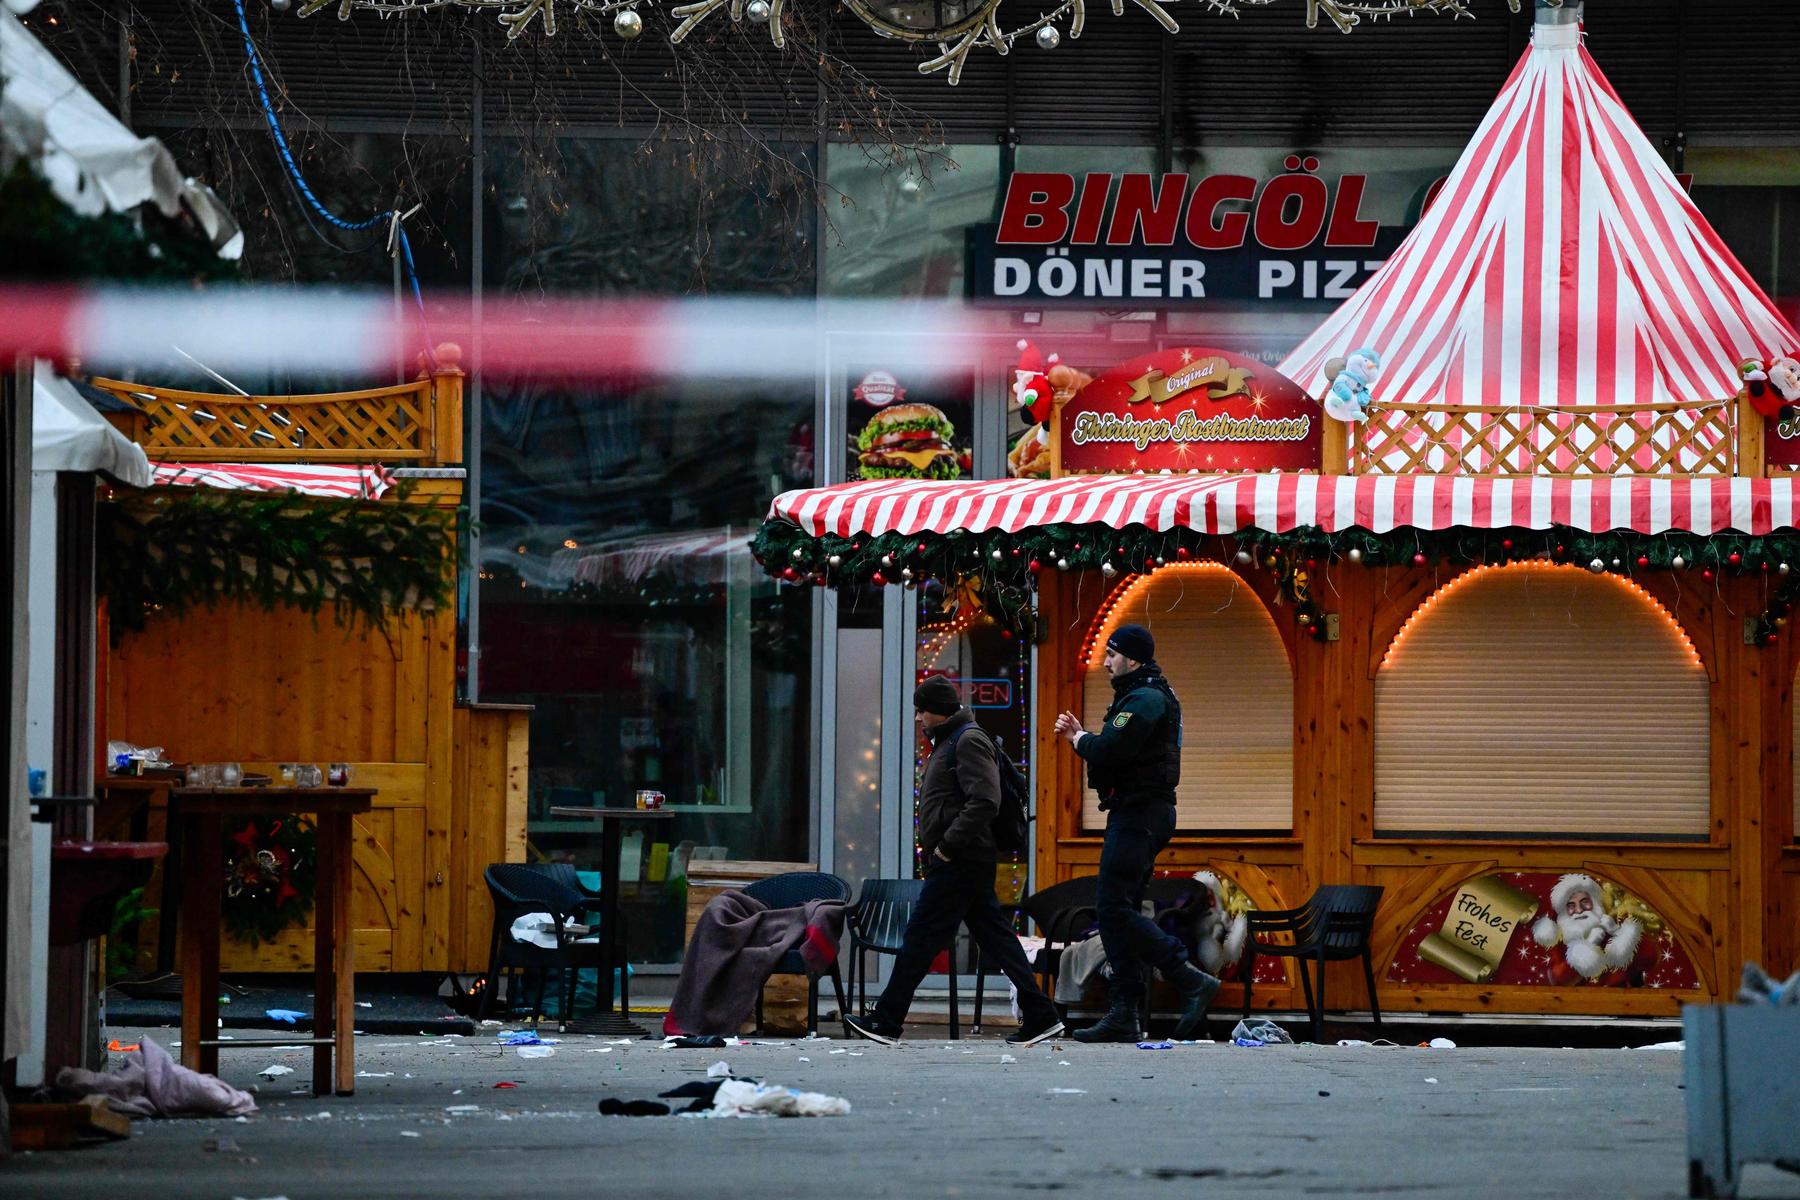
1323, 347, 1382, 423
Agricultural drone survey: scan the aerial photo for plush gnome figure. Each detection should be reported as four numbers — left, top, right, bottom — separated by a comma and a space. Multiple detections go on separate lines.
1769, 356, 1800, 407
1530, 873, 1643, 983
1191, 870, 1249, 978
1013, 340, 1058, 427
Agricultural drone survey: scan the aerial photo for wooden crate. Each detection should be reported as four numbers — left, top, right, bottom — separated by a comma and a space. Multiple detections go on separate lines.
684, 861, 820, 1035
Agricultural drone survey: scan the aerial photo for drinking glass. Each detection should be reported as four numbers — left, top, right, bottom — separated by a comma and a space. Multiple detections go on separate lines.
221, 762, 243, 787
185, 763, 206, 787
297, 764, 323, 787
328, 762, 352, 787
201, 762, 224, 787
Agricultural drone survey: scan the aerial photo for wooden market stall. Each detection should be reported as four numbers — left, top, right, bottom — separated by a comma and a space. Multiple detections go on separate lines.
757, 10, 1800, 1021
91, 347, 527, 975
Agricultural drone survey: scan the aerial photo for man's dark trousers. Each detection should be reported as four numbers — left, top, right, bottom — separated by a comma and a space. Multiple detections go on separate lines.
872, 858, 1059, 1029
1095, 800, 1188, 999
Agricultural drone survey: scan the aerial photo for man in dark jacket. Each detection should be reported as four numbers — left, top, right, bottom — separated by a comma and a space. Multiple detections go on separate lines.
1054, 624, 1220, 1042
845, 675, 1063, 1046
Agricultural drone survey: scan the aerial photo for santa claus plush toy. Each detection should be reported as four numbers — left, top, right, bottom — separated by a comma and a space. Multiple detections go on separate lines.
1531, 873, 1643, 983
1191, 870, 1249, 978
1012, 340, 1058, 427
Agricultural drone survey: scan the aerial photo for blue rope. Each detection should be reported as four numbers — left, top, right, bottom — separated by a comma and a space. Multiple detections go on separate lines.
231, 0, 434, 357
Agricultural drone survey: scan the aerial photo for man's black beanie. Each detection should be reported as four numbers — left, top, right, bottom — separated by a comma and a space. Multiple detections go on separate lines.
1106, 623, 1156, 664
912, 675, 962, 716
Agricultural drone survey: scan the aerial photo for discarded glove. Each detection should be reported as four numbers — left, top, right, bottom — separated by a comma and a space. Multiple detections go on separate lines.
1229, 1018, 1294, 1046
598, 1097, 672, 1117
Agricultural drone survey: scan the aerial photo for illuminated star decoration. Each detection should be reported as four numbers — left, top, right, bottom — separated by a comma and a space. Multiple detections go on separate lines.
293, 0, 1532, 86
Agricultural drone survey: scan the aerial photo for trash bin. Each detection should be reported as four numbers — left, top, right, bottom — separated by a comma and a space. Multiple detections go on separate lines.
1683, 1004, 1800, 1197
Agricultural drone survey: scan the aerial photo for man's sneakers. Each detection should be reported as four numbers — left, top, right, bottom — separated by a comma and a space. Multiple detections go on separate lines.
1004, 1016, 1065, 1047
843, 1014, 903, 1045
1170, 963, 1222, 1041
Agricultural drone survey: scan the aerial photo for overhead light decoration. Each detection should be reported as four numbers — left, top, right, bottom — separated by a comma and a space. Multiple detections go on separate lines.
293, 0, 1525, 86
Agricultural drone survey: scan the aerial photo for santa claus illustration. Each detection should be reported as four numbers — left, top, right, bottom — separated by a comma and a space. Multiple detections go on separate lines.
1191, 870, 1250, 978
1530, 873, 1643, 984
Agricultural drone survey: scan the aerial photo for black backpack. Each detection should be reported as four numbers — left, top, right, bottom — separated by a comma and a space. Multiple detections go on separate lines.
944, 725, 1032, 854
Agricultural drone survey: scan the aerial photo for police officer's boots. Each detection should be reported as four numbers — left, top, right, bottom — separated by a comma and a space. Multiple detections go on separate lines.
1168, 962, 1222, 1041
1070, 990, 1144, 1043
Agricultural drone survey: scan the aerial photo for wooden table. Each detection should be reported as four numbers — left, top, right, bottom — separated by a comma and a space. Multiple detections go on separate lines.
548, 806, 676, 1036
170, 787, 375, 1095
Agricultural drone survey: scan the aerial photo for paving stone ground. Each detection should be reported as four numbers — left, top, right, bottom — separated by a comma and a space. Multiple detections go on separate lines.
7, 1025, 1800, 1199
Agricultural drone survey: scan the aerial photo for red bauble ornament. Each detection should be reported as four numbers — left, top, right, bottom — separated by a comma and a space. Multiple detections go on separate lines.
1027, 559, 1042, 574
1144, 558, 1157, 571
1306, 558, 1318, 570
1175, 546, 1191, 561
1729, 552, 1742, 566
916, 542, 928, 554
1412, 552, 1428, 566
1702, 569, 1715, 581
1501, 538, 1514, 552
1012, 547, 1022, 558
1555, 544, 1566, 557
781, 567, 801, 582
1636, 556, 1650, 569
871, 572, 888, 586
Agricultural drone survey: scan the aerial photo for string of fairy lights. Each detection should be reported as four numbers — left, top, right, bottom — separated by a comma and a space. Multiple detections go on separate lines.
282, 0, 1535, 86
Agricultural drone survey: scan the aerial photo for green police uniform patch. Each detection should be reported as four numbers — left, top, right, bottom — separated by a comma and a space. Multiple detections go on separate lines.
1112, 712, 1133, 728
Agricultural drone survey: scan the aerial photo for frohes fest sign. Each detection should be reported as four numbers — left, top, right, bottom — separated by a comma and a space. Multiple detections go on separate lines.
968, 158, 1415, 306
1054, 347, 1320, 475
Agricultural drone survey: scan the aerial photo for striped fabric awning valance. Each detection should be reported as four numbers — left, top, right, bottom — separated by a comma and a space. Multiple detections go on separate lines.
149, 462, 392, 500
767, 475, 1800, 539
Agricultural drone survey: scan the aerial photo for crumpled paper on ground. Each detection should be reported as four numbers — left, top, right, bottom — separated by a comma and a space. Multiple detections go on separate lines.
703, 1079, 850, 1118
509, 912, 593, 949
56, 1036, 258, 1118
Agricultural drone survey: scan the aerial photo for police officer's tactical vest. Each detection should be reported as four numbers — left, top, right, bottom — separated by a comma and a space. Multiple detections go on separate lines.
1092, 673, 1183, 803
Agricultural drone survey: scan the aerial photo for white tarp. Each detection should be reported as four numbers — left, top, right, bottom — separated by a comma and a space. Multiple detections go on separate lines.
1, 11, 242, 256
32, 362, 151, 486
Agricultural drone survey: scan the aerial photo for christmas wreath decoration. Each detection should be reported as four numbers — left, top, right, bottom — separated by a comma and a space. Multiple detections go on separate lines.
221, 816, 318, 946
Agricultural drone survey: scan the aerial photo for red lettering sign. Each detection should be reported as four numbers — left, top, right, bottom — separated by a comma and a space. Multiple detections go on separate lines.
996, 173, 1075, 244
994, 171, 1385, 251
1056, 347, 1321, 476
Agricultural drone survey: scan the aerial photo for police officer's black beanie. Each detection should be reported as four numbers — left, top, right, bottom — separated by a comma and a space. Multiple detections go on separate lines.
1106, 623, 1155, 664
913, 675, 962, 716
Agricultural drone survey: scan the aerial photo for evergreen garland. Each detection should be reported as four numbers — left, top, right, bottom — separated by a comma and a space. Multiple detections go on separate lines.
0, 162, 237, 285
100, 485, 460, 643
754, 518, 1800, 646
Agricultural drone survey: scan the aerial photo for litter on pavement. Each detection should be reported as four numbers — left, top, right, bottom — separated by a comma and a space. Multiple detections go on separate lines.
516, 1045, 556, 1059
265, 1009, 307, 1025
257, 1064, 294, 1079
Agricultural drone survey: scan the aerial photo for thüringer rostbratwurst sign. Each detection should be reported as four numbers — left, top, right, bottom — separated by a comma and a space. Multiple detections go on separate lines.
969, 160, 1411, 305
1056, 347, 1320, 475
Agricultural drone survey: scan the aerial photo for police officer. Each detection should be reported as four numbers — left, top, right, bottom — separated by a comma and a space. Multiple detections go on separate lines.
1054, 623, 1220, 1043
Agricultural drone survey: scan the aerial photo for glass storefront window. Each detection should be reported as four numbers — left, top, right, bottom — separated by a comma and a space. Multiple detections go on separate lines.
477, 373, 814, 964
824, 143, 1001, 298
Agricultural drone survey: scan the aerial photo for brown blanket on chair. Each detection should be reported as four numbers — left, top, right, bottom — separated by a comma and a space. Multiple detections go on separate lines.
664, 891, 847, 1037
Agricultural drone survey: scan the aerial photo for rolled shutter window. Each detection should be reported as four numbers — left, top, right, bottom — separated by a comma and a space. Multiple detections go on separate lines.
1081, 564, 1293, 833
1375, 563, 1709, 838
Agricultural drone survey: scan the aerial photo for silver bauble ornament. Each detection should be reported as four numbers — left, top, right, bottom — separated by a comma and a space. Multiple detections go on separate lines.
827, 554, 841, 567
1672, 554, 1687, 569
1101, 561, 1117, 577
270, 0, 292, 11
1234, 550, 1252, 565
1035, 24, 1060, 49
1782, 562, 1791, 575
614, 8, 644, 38
991, 549, 1004, 561
747, 0, 771, 19
1056, 558, 1071, 572
1589, 557, 1606, 572
791, 547, 804, 560
1347, 548, 1363, 564
902, 567, 914, 580
1610, 558, 1622, 569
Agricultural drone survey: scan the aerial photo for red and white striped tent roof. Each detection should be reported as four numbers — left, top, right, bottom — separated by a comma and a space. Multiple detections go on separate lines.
770, 476, 1800, 539
149, 462, 391, 500
1278, 18, 1799, 417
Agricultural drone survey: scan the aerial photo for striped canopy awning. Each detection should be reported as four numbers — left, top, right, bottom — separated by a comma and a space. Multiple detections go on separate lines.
768, 476, 1800, 539
1279, 21, 1799, 416
149, 462, 391, 499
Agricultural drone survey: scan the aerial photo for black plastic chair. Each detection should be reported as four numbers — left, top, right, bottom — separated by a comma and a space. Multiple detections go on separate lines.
1014, 875, 1102, 1014
1240, 883, 1385, 1043
847, 876, 1005, 1039
479, 864, 609, 1031
740, 871, 852, 1037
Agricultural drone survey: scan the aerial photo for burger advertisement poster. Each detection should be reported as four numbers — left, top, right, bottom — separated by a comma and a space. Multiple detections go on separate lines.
855, 400, 967, 481
1056, 346, 1321, 475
